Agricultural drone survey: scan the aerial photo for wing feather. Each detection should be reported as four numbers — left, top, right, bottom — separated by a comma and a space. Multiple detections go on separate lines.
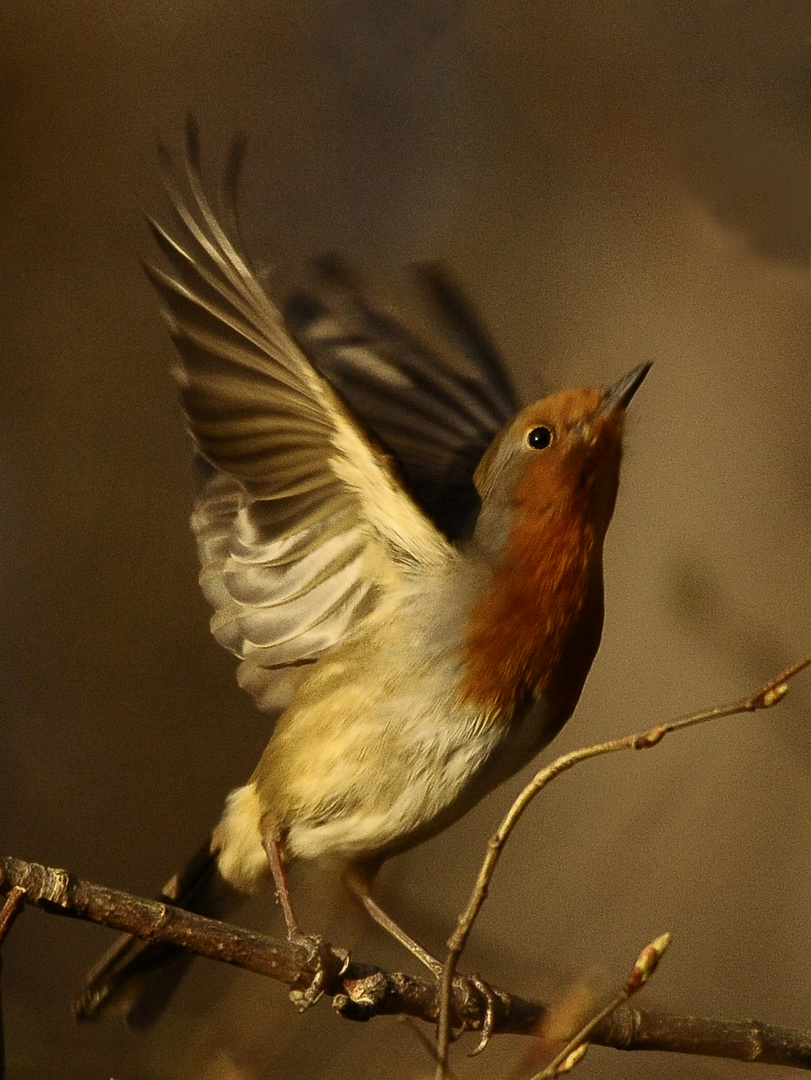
152, 130, 451, 713
284, 258, 519, 538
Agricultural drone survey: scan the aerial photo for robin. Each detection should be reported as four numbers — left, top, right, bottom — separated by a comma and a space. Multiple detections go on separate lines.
74, 127, 649, 1028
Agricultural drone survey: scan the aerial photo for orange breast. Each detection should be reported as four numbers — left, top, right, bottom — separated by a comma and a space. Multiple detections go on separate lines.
459, 489, 605, 722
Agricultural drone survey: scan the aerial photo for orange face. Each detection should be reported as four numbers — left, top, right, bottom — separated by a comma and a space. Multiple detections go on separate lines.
473, 385, 627, 556
515, 389, 625, 526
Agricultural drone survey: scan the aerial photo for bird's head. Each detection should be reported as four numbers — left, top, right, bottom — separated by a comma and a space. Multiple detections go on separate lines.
472, 363, 650, 555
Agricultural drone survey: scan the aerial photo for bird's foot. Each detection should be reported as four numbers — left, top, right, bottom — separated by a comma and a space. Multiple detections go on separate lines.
463, 973, 500, 1055
287, 930, 351, 1011
440, 969, 502, 1054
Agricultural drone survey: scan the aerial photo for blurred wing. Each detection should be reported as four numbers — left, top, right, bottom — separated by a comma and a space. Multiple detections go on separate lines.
148, 130, 451, 712
284, 257, 518, 539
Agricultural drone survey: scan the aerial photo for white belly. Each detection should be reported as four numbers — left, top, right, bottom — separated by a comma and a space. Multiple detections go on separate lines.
281, 689, 557, 862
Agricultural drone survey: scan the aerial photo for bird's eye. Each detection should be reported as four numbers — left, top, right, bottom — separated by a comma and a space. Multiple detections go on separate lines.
527, 425, 554, 450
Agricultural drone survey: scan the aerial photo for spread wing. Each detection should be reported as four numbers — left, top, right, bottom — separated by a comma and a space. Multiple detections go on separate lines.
285, 258, 518, 539
148, 127, 452, 713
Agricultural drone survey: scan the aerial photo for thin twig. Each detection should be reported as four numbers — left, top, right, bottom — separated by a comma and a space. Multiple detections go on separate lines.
529, 932, 671, 1080
434, 650, 811, 1075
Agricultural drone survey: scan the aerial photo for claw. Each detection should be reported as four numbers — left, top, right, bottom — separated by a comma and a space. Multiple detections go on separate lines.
333, 944, 351, 976
287, 932, 351, 1011
466, 972, 498, 1055
289, 974, 325, 1010
442, 969, 500, 1051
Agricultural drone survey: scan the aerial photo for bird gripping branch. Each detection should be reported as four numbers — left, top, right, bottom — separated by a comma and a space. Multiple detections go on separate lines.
74, 123, 650, 1028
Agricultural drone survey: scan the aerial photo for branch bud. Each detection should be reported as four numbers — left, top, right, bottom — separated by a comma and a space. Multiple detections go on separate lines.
626, 932, 671, 992
634, 727, 666, 749
555, 1043, 589, 1074
759, 684, 788, 709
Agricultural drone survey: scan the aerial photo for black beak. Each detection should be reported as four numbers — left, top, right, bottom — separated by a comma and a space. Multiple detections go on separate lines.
598, 362, 652, 416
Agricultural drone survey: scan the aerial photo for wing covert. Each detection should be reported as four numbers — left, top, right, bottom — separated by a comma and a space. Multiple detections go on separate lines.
284, 258, 519, 539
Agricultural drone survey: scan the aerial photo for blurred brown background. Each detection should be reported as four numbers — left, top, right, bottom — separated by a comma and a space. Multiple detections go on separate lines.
2, 2, 811, 1078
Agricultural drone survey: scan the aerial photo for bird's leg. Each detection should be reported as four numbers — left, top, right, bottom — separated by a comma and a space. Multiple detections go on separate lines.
263, 838, 349, 1009
344, 864, 498, 1051
264, 836, 303, 938
345, 867, 443, 976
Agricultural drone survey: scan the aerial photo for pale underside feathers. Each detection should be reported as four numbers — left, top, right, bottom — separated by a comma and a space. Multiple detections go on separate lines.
149, 126, 518, 713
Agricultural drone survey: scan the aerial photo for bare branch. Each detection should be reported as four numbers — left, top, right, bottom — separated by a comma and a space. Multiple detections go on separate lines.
529, 933, 672, 1080
1, 855, 811, 1070
598, 1009, 811, 1067
0, 855, 526, 1032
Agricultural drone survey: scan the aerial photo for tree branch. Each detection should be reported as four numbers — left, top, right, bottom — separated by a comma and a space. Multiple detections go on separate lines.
1, 855, 811, 1069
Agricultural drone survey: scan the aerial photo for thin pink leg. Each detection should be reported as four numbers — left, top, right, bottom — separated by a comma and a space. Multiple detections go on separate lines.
344, 863, 441, 976
263, 837, 301, 938
264, 838, 350, 1008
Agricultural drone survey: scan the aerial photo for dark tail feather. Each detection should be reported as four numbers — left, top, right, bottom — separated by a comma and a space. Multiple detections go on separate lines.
73, 839, 242, 1028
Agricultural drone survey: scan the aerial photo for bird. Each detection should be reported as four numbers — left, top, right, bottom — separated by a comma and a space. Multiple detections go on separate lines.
74, 123, 650, 1029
